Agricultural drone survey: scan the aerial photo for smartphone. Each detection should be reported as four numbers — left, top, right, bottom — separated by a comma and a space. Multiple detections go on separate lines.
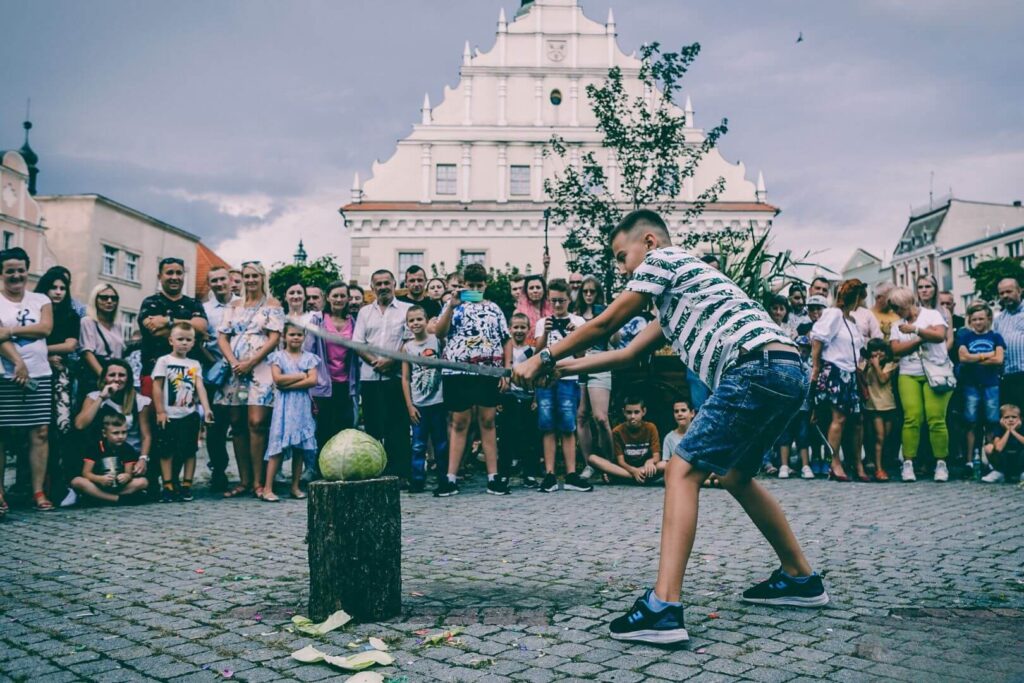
552, 318, 569, 334
459, 290, 483, 303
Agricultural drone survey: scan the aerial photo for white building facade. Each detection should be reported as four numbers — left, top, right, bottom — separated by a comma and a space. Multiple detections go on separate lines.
0, 150, 59, 281
343, 0, 777, 283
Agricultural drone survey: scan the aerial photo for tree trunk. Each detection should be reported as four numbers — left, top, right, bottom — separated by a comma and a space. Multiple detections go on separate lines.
307, 477, 402, 622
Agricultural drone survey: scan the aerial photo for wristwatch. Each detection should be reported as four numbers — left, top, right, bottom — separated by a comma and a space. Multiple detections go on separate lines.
539, 348, 556, 370
139, 455, 150, 463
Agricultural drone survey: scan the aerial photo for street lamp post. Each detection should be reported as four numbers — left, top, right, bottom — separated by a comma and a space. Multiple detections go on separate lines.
543, 207, 551, 258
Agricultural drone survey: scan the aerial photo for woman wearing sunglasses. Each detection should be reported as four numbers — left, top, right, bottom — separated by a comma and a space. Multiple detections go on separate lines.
80, 284, 126, 379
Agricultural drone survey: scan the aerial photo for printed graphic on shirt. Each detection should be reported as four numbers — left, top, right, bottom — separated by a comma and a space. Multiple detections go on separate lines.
164, 362, 199, 410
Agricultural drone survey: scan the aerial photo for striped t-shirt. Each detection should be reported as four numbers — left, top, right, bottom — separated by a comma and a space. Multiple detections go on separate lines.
994, 305, 1024, 374
625, 247, 792, 390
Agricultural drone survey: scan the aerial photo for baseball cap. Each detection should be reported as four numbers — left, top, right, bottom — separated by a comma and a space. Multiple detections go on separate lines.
806, 295, 828, 308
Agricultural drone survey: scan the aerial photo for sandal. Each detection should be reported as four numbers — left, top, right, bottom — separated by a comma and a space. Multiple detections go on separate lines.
33, 491, 55, 511
261, 491, 280, 502
290, 490, 307, 500
874, 469, 890, 482
223, 485, 248, 499
253, 487, 264, 499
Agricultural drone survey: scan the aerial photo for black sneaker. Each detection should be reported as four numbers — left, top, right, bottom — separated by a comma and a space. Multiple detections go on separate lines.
563, 473, 593, 492
433, 479, 460, 498
486, 478, 511, 496
741, 568, 830, 607
609, 589, 689, 645
523, 476, 539, 488
409, 480, 426, 494
179, 487, 194, 502
160, 489, 175, 504
209, 472, 229, 492
538, 473, 559, 492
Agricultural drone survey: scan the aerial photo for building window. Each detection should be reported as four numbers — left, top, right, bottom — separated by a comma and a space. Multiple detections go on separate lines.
2, 231, 13, 250
436, 164, 457, 195
102, 245, 118, 276
460, 250, 486, 267
123, 252, 139, 282
398, 251, 424, 276
550, 89, 563, 105
121, 311, 137, 342
510, 165, 531, 196
962, 293, 975, 308
1008, 241, 1022, 258
960, 255, 975, 275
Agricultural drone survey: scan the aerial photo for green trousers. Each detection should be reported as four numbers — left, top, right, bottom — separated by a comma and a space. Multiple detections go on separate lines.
898, 374, 952, 461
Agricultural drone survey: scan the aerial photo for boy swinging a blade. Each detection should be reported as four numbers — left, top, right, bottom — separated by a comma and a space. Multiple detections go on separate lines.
513, 210, 829, 645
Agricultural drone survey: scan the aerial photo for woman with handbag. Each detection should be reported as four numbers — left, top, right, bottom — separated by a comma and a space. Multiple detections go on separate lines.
810, 279, 868, 482
889, 286, 954, 482
79, 284, 125, 380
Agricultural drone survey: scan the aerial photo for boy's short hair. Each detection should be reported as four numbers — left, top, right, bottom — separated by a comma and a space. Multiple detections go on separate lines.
170, 321, 195, 335
463, 263, 488, 283
623, 395, 646, 409
769, 294, 790, 311
672, 399, 692, 412
406, 304, 426, 318
510, 274, 525, 283
1000, 404, 1021, 417
510, 311, 530, 324
966, 302, 993, 319
102, 413, 128, 429
547, 278, 570, 294
611, 209, 671, 243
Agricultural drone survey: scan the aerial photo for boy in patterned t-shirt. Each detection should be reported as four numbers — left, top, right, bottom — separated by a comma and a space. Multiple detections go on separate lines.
514, 209, 828, 645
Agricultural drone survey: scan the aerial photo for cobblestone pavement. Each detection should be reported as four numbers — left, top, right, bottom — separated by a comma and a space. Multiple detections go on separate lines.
2, 469, 1023, 682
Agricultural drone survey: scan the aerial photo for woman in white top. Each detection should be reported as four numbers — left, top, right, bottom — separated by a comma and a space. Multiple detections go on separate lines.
79, 283, 126, 380
889, 286, 952, 482
810, 279, 868, 482
0, 247, 55, 512
915, 274, 955, 351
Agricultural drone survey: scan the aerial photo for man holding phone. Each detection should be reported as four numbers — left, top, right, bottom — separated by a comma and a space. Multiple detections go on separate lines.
533, 278, 591, 493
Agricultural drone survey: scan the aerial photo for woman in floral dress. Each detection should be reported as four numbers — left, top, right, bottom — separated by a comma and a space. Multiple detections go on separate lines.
216, 262, 284, 498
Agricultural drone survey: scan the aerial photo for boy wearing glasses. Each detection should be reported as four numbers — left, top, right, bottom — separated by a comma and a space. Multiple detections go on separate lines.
533, 279, 592, 493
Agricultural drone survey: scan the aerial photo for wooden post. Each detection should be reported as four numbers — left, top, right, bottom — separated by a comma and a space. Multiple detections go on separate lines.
307, 477, 402, 622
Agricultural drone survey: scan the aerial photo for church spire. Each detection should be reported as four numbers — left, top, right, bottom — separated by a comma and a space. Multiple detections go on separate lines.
293, 239, 308, 265
19, 103, 39, 195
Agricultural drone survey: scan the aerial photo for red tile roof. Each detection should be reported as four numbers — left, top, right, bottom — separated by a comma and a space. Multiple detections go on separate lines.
195, 242, 233, 301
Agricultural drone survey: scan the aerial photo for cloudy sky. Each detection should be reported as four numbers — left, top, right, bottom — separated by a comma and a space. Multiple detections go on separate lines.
3, 0, 1022, 275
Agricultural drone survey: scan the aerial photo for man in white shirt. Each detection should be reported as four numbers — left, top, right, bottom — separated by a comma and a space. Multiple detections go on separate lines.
201, 267, 237, 490
353, 270, 412, 482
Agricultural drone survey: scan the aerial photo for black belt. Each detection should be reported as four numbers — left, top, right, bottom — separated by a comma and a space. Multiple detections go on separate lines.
734, 348, 801, 367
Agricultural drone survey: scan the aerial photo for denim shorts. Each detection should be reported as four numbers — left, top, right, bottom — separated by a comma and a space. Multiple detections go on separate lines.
536, 379, 581, 433
676, 351, 808, 477
963, 384, 1000, 425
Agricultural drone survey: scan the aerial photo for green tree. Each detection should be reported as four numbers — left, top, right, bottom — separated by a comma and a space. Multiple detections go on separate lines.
969, 257, 1024, 301
269, 255, 343, 302
545, 42, 738, 293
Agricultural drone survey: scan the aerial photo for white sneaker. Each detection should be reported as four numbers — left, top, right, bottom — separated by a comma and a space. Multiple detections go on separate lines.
933, 461, 949, 482
778, 465, 791, 479
801, 465, 814, 479
580, 465, 595, 480
981, 469, 1005, 483
901, 461, 916, 482
59, 489, 78, 508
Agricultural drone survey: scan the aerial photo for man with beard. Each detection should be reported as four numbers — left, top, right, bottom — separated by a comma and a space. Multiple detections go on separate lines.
994, 278, 1024, 411
305, 286, 325, 313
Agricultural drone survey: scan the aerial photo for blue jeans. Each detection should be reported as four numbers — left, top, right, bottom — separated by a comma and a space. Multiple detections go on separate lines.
687, 368, 711, 411
677, 351, 807, 477
963, 384, 1000, 426
536, 379, 581, 433
411, 403, 448, 483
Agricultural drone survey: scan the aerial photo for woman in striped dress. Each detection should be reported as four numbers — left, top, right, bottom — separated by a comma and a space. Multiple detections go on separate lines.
0, 247, 55, 513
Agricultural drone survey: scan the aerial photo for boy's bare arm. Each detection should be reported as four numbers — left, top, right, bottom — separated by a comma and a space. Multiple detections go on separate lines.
556, 322, 664, 376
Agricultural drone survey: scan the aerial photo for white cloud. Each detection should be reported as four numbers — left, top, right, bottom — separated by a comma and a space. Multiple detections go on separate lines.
211, 176, 352, 276
157, 188, 276, 220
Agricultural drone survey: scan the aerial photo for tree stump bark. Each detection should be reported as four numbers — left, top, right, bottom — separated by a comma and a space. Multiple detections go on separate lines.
307, 477, 402, 622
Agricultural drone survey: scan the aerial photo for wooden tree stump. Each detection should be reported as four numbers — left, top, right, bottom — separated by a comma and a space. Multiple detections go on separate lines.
307, 477, 402, 622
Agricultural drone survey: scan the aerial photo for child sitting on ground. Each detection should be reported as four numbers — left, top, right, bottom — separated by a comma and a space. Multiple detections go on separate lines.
982, 403, 1024, 483
588, 396, 662, 485
71, 413, 149, 504
660, 400, 693, 473
152, 322, 214, 503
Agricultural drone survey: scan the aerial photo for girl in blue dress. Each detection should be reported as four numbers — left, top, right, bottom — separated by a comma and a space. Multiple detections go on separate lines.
262, 322, 319, 501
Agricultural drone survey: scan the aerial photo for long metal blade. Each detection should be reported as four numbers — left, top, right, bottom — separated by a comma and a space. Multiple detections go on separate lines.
294, 317, 511, 378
